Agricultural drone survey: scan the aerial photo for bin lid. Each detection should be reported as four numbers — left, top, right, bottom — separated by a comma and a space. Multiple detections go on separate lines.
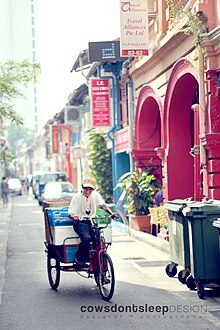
183, 200, 220, 218
164, 199, 195, 212
213, 219, 220, 229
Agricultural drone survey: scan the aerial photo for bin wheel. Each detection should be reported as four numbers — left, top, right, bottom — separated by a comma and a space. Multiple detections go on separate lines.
47, 255, 60, 290
178, 270, 190, 284
186, 275, 196, 290
165, 263, 177, 277
197, 281, 205, 299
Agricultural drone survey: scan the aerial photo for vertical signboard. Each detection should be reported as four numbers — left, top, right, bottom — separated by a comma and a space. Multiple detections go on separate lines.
120, 0, 149, 57
114, 127, 129, 153
61, 125, 72, 153
90, 78, 111, 127
51, 125, 59, 153
51, 125, 72, 154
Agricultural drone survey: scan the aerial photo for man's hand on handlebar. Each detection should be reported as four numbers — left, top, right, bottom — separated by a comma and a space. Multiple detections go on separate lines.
68, 214, 80, 221
110, 213, 119, 220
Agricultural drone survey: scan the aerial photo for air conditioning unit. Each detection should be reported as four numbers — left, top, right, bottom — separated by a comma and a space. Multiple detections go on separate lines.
64, 105, 82, 129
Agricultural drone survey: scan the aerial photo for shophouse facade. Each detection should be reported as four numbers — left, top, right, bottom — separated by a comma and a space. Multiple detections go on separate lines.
20, 0, 220, 206
116, 0, 220, 203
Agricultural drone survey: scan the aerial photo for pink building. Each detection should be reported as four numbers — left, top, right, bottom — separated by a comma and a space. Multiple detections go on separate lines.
128, 0, 220, 202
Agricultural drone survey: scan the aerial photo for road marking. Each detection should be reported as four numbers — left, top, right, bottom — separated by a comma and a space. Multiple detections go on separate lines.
13, 203, 38, 207
123, 257, 146, 260
18, 223, 41, 226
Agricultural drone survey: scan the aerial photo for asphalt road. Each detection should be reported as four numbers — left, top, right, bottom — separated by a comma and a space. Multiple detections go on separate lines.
0, 194, 220, 329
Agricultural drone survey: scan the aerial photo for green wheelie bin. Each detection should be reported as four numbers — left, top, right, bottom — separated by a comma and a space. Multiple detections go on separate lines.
164, 199, 195, 285
183, 201, 220, 299
213, 218, 220, 246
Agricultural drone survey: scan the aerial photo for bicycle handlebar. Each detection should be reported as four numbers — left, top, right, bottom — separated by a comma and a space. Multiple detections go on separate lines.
92, 215, 114, 229
76, 214, 114, 229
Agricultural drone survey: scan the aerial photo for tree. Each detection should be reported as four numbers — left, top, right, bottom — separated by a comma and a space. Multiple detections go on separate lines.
0, 59, 40, 162
6, 124, 35, 156
88, 129, 113, 203
0, 59, 40, 125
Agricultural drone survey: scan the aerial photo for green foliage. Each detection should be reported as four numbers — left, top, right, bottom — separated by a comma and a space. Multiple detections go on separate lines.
0, 148, 15, 163
166, 1, 207, 76
116, 167, 161, 215
166, 0, 175, 27
88, 129, 113, 202
179, 11, 208, 44
6, 124, 35, 155
166, 1, 208, 45
0, 59, 41, 125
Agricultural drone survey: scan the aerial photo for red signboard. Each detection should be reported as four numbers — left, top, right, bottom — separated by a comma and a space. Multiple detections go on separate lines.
51, 125, 59, 153
51, 125, 72, 154
114, 127, 129, 153
90, 78, 111, 127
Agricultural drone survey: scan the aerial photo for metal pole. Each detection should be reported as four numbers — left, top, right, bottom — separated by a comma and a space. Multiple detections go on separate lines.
127, 77, 134, 172
97, 67, 117, 201
122, 57, 135, 172
198, 43, 206, 166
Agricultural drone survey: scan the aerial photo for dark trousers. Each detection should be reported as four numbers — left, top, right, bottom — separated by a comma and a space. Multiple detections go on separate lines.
73, 220, 95, 262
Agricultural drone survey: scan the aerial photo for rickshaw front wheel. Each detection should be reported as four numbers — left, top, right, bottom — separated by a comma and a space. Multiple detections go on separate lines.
47, 255, 60, 290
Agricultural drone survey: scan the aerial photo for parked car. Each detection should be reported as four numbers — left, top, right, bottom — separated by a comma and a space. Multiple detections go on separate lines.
33, 171, 68, 206
42, 181, 76, 204
8, 178, 22, 195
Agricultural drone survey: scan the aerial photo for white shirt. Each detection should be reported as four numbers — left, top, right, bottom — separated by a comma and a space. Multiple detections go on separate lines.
68, 190, 105, 218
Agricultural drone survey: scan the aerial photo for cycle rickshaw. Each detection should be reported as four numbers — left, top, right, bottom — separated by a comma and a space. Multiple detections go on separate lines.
43, 199, 115, 301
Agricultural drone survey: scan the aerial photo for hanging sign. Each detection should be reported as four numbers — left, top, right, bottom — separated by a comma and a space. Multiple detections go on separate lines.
120, 0, 149, 57
114, 127, 129, 153
88, 41, 127, 62
51, 125, 59, 153
90, 78, 111, 127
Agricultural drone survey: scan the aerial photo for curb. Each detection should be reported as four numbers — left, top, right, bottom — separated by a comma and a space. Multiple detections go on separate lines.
112, 220, 170, 255
0, 202, 12, 304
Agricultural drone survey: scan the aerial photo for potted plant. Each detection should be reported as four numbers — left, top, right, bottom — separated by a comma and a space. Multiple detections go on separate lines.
116, 167, 161, 232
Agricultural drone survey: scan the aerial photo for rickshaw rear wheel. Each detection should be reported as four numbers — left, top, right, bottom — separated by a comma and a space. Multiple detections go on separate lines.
47, 255, 60, 290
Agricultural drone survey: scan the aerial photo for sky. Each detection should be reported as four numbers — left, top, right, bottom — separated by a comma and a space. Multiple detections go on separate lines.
37, 0, 121, 128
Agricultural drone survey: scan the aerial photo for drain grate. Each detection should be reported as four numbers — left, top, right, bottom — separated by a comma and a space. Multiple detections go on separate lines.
114, 240, 136, 243
135, 260, 167, 268
209, 309, 220, 320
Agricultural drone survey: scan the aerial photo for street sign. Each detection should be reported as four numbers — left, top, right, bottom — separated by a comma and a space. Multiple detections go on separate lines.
114, 127, 130, 153
120, 0, 149, 57
88, 40, 127, 62
90, 78, 111, 127
71, 146, 85, 159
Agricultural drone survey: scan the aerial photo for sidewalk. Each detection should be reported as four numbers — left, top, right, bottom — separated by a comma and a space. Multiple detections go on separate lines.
112, 220, 170, 255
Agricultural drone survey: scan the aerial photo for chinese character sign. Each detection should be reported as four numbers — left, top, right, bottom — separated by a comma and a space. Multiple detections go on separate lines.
90, 78, 111, 127
120, 0, 149, 57
51, 125, 59, 153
